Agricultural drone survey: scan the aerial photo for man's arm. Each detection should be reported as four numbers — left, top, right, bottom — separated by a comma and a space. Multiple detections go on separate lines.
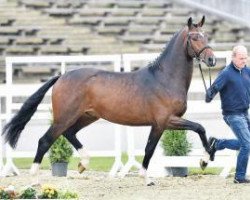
205, 86, 217, 102
205, 70, 227, 103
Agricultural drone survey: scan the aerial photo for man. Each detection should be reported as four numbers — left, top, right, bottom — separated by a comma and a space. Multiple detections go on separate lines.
206, 45, 250, 184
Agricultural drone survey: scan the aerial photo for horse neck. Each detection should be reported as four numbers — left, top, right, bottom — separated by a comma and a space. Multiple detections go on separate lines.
158, 31, 193, 95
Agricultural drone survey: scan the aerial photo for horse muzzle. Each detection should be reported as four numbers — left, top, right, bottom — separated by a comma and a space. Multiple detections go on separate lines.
197, 45, 216, 67
208, 56, 216, 67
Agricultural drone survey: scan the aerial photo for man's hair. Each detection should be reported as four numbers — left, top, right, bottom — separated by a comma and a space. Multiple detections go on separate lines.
232, 45, 248, 57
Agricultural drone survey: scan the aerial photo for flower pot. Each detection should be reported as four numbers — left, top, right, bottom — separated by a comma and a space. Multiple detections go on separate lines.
51, 162, 68, 177
165, 167, 188, 177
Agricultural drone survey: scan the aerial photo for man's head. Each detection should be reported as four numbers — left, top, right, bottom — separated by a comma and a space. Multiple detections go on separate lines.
232, 45, 248, 69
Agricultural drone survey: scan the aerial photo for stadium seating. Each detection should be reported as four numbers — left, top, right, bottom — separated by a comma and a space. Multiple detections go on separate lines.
0, 0, 249, 82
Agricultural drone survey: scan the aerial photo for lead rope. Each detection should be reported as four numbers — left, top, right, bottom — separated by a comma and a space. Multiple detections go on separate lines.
208, 65, 212, 87
198, 61, 212, 92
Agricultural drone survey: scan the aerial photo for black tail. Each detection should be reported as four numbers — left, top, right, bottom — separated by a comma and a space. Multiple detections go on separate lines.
2, 75, 60, 148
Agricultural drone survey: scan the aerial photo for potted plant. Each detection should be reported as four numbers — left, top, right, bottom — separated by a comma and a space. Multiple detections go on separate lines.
161, 129, 192, 177
49, 136, 73, 177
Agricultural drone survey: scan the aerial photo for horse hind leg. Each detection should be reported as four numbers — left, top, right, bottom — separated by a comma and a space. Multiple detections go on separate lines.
30, 120, 77, 176
63, 115, 98, 173
30, 126, 54, 176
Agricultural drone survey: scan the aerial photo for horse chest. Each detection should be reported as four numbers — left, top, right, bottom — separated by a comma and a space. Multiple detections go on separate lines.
160, 97, 187, 117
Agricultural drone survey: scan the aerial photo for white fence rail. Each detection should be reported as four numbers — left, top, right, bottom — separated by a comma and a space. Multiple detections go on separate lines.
147, 148, 237, 178
1, 55, 123, 177
0, 51, 240, 178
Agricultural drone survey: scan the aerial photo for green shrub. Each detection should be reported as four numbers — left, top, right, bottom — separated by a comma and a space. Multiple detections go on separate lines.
49, 136, 73, 164
59, 190, 79, 199
161, 129, 192, 156
0, 188, 10, 199
19, 187, 37, 199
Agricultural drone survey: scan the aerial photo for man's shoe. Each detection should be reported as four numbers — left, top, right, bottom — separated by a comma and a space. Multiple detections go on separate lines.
208, 137, 218, 161
234, 178, 250, 184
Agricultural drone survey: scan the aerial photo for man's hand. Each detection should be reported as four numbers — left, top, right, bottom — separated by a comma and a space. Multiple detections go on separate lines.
205, 90, 212, 103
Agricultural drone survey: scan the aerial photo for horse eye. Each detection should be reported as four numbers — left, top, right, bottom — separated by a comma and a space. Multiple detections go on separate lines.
199, 34, 205, 39
192, 35, 199, 41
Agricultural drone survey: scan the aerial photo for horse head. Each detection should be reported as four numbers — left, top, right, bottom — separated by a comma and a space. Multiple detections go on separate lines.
186, 16, 216, 67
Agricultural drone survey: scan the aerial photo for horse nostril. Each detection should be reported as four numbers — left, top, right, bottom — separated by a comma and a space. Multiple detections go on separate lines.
208, 57, 216, 66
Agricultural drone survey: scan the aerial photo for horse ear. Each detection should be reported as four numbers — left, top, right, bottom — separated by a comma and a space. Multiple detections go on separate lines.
187, 17, 192, 29
198, 15, 205, 27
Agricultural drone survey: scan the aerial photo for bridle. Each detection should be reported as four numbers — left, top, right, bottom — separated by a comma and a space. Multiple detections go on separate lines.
186, 31, 213, 91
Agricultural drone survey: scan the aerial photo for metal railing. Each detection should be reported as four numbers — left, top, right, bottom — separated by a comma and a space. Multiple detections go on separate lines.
176, 0, 250, 27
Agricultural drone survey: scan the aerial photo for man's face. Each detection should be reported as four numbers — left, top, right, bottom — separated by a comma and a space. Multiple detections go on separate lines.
232, 51, 248, 69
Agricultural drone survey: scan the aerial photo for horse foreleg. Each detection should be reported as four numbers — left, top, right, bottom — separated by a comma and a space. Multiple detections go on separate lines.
141, 126, 162, 186
168, 116, 211, 169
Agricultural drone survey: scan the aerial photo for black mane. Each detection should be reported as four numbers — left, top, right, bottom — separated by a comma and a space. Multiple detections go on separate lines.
148, 31, 180, 73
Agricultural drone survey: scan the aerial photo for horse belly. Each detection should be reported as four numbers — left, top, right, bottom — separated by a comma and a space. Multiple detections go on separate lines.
87, 91, 151, 126
95, 102, 151, 126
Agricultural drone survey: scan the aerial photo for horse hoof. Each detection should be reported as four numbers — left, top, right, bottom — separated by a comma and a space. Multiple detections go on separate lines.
78, 163, 86, 174
139, 167, 146, 178
147, 181, 155, 186
29, 163, 40, 176
199, 159, 208, 170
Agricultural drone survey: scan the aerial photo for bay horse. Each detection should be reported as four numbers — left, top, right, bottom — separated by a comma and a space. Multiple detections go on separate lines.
3, 16, 216, 185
